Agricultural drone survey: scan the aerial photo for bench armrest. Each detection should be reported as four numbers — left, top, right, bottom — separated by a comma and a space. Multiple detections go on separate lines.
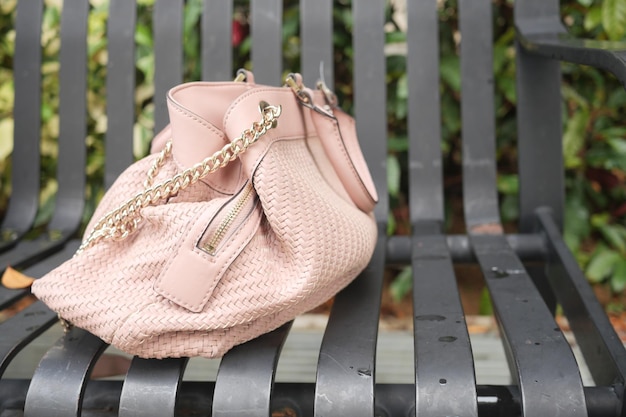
516, 19, 626, 86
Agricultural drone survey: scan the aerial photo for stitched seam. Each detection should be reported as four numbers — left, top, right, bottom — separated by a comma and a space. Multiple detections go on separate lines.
168, 97, 225, 138
329, 116, 375, 206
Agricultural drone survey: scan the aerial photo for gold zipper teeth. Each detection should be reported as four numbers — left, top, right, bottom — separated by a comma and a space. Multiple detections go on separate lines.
203, 183, 255, 254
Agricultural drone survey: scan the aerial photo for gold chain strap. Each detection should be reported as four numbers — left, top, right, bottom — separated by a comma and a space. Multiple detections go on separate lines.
76, 101, 282, 254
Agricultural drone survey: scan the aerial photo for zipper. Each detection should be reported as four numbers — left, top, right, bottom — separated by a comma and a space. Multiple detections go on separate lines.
200, 182, 257, 255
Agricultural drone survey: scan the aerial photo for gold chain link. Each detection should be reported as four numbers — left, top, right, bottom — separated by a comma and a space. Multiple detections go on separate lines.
76, 101, 282, 254
144, 140, 173, 189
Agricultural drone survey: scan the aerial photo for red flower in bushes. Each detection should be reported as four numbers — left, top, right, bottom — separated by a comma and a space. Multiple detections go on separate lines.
232, 20, 248, 47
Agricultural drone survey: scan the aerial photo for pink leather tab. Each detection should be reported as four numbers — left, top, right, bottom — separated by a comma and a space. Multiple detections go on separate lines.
223, 88, 313, 176
154, 185, 263, 313
167, 82, 251, 194
310, 105, 378, 212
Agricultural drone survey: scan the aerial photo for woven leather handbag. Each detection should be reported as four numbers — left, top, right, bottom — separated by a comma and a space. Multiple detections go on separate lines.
31, 72, 378, 359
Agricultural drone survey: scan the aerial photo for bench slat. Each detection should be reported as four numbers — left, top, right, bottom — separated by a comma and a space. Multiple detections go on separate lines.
0, 238, 67, 273
104, 0, 137, 189
48, 0, 89, 235
458, 1, 587, 414
514, 1, 565, 232
0, 242, 79, 379
153, 0, 183, 133
0, 0, 44, 252
24, 328, 108, 417
201, 1, 233, 81
0, 301, 57, 379
412, 235, 478, 417
251, 0, 283, 86
352, 0, 388, 223
0, 241, 76, 310
471, 235, 588, 416
407, 1, 478, 414
300, 0, 333, 87
459, 0, 500, 231
119, 358, 189, 417
314, 3, 386, 415
537, 208, 626, 389
0, 287, 26, 311
406, 0, 444, 233
212, 322, 292, 417
315, 237, 385, 417
516, 44, 565, 232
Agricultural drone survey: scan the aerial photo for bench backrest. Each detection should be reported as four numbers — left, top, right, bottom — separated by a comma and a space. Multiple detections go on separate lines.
3, 0, 564, 241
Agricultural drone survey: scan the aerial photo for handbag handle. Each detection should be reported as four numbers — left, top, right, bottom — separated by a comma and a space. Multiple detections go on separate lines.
77, 101, 282, 254
286, 74, 378, 212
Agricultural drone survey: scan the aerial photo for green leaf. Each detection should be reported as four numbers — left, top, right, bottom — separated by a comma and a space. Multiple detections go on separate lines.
584, 5, 602, 32
136, 55, 154, 84
387, 55, 406, 76
396, 73, 408, 99
440, 55, 460, 92
493, 44, 507, 74
607, 86, 626, 107
42, 4, 60, 29
497, 74, 517, 104
33, 179, 58, 228
599, 126, 626, 138
608, 137, 626, 154
0, 119, 13, 159
479, 288, 493, 316
388, 136, 409, 152
387, 212, 397, 236
586, 248, 622, 283
578, 0, 595, 7
497, 174, 519, 195
184, 0, 202, 33
386, 30, 406, 44
611, 259, 626, 293
500, 193, 519, 223
41, 102, 54, 123
562, 83, 590, 108
282, 8, 299, 39
602, 0, 626, 40
563, 108, 589, 168
390, 266, 412, 302
591, 212, 611, 227
0, 0, 16, 14
440, 93, 460, 136
586, 145, 626, 171
564, 194, 591, 252
387, 154, 401, 198
135, 24, 153, 47
599, 224, 626, 254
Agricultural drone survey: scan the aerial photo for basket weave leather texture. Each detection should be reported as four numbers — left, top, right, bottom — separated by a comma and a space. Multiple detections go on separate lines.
32, 79, 377, 359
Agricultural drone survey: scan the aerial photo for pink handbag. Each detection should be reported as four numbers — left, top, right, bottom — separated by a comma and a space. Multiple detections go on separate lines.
31, 72, 378, 359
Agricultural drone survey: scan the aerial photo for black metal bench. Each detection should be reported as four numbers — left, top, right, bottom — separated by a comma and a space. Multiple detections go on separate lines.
1, 0, 625, 416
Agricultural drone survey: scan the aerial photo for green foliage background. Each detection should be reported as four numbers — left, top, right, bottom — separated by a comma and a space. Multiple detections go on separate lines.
0, 0, 625, 307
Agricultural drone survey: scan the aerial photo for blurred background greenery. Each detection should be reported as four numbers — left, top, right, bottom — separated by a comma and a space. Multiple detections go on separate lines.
0, 0, 624, 311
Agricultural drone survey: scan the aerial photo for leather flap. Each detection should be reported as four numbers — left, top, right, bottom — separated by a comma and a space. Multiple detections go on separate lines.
154, 189, 263, 313
310, 106, 378, 213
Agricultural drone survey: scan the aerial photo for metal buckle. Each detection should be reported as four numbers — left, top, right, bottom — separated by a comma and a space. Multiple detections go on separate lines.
285, 73, 314, 108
